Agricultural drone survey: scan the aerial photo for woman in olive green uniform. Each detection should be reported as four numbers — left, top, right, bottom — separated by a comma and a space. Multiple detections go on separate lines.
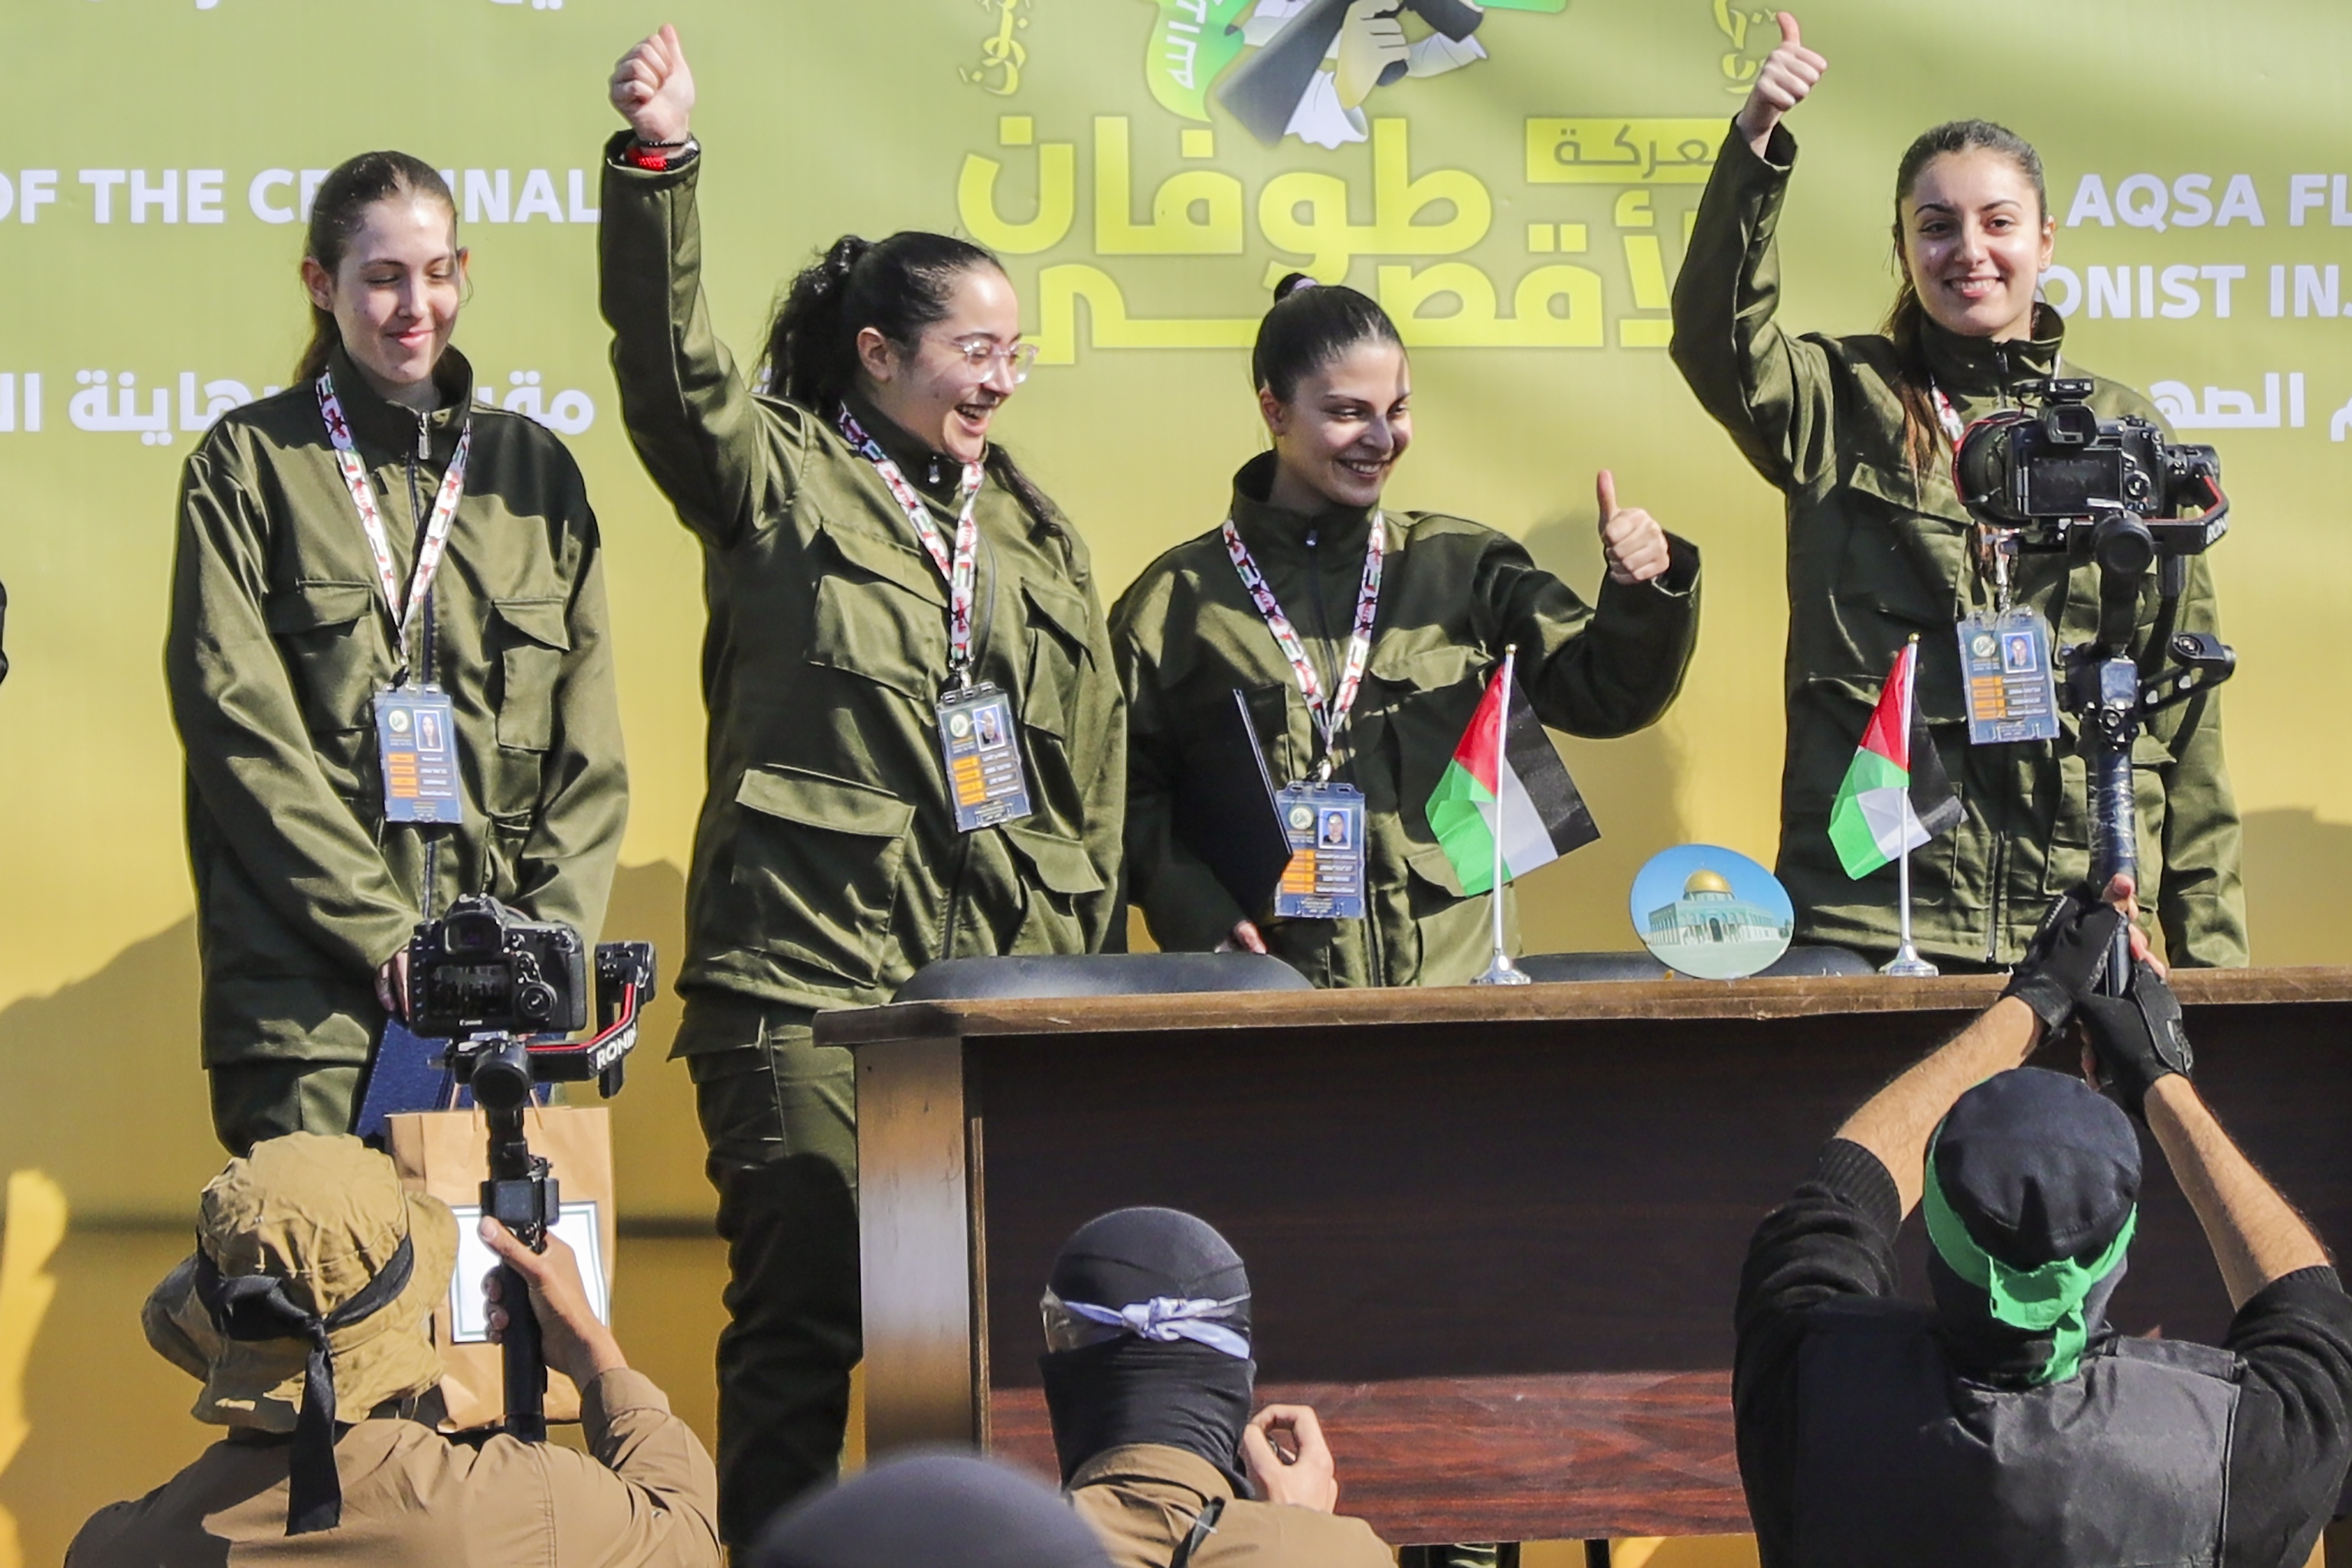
1668, 12, 2243, 970
166, 152, 627, 1155
1117, 276, 1700, 989
601, 28, 1124, 1548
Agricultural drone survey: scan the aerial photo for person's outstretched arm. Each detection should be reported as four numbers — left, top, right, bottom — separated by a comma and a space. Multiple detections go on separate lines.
1834, 996, 2041, 1218
1668, 11, 1838, 497
600, 24, 802, 554
2148, 1076, 2328, 1308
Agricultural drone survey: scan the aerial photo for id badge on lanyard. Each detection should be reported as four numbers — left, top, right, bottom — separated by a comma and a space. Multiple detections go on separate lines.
1274, 781, 1367, 920
1223, 514, 1383, 919
936, 682, 1033, 831
374, 684, 464, 823
839, 407, 1036, 831
1958, 609, 2062, 745
320, 371, 474, 825
1933, 380, 2064, 746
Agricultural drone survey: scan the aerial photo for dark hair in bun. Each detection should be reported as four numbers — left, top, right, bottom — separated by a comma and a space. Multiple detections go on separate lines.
759, 230, 1070, 534
1251, 272, 1403, 403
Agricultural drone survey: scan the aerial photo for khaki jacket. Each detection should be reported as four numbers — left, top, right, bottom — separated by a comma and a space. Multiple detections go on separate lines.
597, 138, 1125, 1026
167, 344, 627, 1069
66, 1370, 718, 1568
1669, 123, 2246, 967
1069, 1444, 1393, 1568
1114, 454, 1699, 988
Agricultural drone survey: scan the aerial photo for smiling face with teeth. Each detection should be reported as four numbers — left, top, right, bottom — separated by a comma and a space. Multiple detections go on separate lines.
1258, 338, 1414, 516
1896, 147, 2056, 343
856, 263, 1024, 466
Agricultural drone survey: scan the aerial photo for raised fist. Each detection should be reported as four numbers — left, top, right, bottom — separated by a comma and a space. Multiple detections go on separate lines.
610, 23, 696, 146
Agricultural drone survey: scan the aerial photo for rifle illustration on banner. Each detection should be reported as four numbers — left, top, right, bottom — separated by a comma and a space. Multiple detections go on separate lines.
1828, 635, 1962, 976
1426, 645, 1600, 985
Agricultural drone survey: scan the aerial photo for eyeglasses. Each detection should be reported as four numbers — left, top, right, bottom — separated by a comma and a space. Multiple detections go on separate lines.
936, 335, 1040, 384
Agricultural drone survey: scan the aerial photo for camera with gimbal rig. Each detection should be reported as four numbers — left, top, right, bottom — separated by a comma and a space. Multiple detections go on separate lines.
1952, 378, 2237, 985
406, 893, 658, 1441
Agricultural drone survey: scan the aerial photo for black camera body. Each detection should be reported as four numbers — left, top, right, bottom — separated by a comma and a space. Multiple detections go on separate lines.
1953, 378, 2226, 555
407, 894, 589, 1039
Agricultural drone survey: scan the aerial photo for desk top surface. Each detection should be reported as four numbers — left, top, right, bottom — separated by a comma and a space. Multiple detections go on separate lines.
821, 965, 2352, 1047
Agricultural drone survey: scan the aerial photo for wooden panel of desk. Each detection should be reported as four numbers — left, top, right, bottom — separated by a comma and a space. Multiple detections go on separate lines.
828, 970, 2352, 1545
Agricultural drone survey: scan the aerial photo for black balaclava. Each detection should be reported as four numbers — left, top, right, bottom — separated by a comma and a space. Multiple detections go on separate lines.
751, 1452, 1112, 1568
1037, 1206, 1256, 1489
1925, 1067, 2142, 1387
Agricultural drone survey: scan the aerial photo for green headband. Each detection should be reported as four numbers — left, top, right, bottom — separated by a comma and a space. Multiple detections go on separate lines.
1921, 1134, 2136, 1385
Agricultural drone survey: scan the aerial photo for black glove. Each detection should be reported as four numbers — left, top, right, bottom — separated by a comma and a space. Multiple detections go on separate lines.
2000, 887, 2121, 1037
2076, 960, 2194, 1122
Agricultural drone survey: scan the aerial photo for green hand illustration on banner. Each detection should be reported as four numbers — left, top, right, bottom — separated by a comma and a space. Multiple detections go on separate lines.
1145, 0, 1254, 122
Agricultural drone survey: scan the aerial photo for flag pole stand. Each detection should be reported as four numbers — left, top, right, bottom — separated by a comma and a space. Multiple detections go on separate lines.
1880, 842, 1939, 978
1474, 645, 1530, 987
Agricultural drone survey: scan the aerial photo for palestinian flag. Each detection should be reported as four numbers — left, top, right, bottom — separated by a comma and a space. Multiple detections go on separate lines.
1427, 653, 1599, 896
1828, 639, 1963, 879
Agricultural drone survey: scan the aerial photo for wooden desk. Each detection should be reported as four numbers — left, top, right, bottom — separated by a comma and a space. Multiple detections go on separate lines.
824, 969, 2352, 1545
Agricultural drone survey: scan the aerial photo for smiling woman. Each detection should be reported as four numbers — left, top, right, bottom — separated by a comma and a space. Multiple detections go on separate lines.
1668, 9, 2246, 974
163, 149, 629, 1154
1112, 271, 1703, 991
596, 25, 1125, 1550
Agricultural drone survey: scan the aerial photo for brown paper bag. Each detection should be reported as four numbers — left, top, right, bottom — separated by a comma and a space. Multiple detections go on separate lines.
386, 1104, 619, 1430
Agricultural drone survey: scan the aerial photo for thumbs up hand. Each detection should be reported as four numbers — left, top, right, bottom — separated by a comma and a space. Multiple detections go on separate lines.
1597, 469, 1671, 586
1734, 12, 1828, 158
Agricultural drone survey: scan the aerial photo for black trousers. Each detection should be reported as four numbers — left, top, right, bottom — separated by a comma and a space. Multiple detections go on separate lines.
682, 996, 859, 1551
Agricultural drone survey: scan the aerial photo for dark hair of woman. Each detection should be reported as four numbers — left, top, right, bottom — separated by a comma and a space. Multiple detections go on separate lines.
1882, 119, 2049, 477
1252, 271, 1405, 403
763, 230, 1068, 531
295, 152, 458, 385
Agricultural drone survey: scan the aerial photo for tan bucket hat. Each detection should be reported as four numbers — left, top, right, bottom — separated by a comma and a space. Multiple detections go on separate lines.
142, 1132, 457, 1532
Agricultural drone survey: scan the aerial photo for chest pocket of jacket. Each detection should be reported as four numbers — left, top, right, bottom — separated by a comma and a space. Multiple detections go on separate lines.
807, 523, 949, 702
1367, 632, 1481, 837
1019, 577, 1096, 742
1835, 462, 1971, 632
488, 597, 570, 752
730, 764, 916, 987
265, 580, 381, 738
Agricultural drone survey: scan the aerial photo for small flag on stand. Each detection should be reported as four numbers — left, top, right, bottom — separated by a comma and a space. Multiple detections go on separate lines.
1427, 662, 1599, 895
1828, 639, 1962, 880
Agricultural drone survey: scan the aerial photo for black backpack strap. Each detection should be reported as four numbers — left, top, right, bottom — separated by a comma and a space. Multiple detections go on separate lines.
1171, 1495, 1227, 1568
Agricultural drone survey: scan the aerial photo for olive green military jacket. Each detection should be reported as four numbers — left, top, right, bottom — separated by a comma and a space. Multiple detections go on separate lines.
166, 344, 628, 1069
1067, 1445, 1393, 1568
598, 142, 1125, 1026
1669, 124, 2246, 968
1114, 454, 1699, 988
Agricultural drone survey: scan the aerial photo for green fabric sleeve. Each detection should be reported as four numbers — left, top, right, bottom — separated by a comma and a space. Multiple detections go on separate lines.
1478, 532, 1702, 739
166, 439, 420, 973
598, 132, 805, 553
1668, 120, 1841, 498
507, 506, 629, 948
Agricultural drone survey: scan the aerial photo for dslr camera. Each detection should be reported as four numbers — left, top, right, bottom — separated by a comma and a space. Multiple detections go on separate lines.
407, 893, 589, 1039
1953, 378, 2227, 562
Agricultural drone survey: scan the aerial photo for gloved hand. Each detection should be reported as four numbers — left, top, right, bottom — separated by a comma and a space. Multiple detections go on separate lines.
2000, 887, 2121, 1037
2076, 960, 2194, 1122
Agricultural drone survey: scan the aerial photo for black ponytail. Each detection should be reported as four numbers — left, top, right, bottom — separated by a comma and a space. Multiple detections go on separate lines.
761, 230, 1073, 538
761, 230, 1001, 410
1251, 271, 1403, 402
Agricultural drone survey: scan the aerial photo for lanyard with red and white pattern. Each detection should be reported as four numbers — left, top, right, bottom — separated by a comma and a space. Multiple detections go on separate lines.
316, 371, 471, 668
1220, 514, 1384, 779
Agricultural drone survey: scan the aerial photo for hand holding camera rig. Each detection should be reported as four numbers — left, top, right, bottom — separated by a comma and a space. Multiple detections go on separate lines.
405, 893, 659, 1441
1954, 379, 2239, 988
